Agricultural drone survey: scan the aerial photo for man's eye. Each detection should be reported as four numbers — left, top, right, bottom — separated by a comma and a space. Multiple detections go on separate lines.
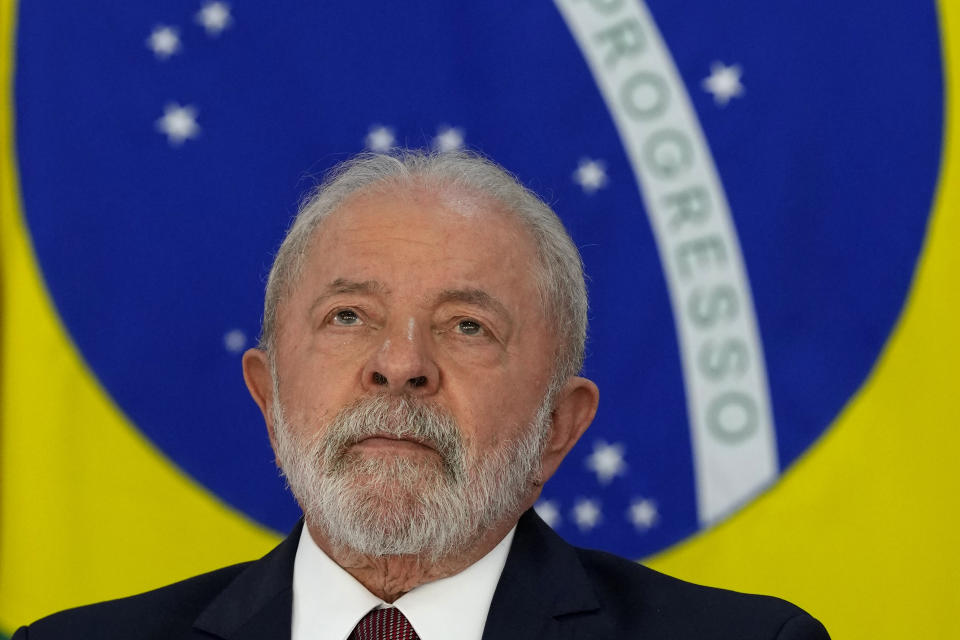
332, 309, 362, 326
456, 319, 484, 336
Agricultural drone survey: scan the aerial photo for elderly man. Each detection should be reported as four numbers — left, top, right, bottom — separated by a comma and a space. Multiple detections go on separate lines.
15, 150, 829, 639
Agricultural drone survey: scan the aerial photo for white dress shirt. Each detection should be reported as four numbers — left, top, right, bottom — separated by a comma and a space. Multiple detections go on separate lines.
291, 525, 516, 640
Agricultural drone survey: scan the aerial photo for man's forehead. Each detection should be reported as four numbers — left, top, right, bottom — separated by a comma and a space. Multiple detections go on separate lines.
290, 180, 548, 312
301, 182, 539, 272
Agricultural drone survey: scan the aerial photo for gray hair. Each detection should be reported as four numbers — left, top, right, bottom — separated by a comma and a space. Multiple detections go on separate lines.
260, 149, 587, 393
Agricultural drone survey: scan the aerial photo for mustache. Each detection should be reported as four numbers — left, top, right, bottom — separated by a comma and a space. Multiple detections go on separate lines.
320, 395, 467, 479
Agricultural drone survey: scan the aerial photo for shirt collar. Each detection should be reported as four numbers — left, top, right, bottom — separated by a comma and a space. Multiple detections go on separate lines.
291, 524, 516, 640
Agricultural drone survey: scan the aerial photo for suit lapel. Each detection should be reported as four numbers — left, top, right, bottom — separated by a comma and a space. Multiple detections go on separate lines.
188, 512, 603, 640
482, 510, 601, 640
192, 520, 303, 640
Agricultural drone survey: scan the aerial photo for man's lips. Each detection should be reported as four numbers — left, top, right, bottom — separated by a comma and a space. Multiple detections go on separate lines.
351, 434, 437, 453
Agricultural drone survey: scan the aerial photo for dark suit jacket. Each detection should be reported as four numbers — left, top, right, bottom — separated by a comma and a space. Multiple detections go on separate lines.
13, 510, 829, 639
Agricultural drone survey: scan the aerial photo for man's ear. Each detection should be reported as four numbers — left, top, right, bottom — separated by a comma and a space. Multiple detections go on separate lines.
540, 376, 599, 483
242, 348, 277, 451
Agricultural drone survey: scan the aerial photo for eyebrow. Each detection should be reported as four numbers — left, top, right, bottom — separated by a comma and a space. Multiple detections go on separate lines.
434, 287, 511, 319
309, 278, 388, 312
308, 281, 511, 321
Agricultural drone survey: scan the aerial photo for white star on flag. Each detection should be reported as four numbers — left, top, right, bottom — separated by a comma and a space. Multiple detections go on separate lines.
534, 499, 561, 528
702, 61, 744, 106
365, 125, 396, 152
585, 440, 627, 484
156, 103, 200, 146
572, 498, 602, 532
146, 26, 181, 59
433, 125, 465, 152
196, 1, 232, 37
627, 498, 658, 531
223, 329, 247, 353
572, 157, 608, 194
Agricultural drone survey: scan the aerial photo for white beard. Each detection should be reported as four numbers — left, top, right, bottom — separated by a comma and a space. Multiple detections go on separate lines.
272, 392, 551, 560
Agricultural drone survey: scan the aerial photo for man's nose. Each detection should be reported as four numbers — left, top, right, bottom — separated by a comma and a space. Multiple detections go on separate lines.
361, 320, 439, 395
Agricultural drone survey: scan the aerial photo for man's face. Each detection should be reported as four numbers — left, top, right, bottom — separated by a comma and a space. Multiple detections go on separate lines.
266, 183, 559, 555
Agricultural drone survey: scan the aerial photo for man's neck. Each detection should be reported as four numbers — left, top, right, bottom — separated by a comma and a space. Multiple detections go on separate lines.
304, 518, 518, 602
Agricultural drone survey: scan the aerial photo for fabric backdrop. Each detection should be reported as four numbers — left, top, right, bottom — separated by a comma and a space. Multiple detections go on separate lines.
2, 2, 957, 638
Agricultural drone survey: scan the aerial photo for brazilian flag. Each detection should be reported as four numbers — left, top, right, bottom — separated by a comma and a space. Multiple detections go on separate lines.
1, 1, 957, 637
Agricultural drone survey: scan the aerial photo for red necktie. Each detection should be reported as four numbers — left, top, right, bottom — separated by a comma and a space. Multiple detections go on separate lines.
349, 607, 420, 640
